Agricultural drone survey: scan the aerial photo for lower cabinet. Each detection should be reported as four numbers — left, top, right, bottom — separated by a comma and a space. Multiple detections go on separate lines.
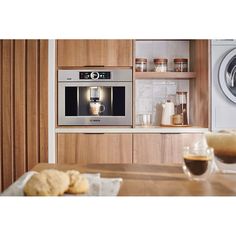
57, 133, 132, 165
57, 133, 204, 165
133, 133, 204, 164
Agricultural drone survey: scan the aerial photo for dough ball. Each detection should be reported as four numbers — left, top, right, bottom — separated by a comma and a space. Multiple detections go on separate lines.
40, 169, 70, 195
24, 173, 50, 196
24, 169, 70, 196
66, 170, 89, 194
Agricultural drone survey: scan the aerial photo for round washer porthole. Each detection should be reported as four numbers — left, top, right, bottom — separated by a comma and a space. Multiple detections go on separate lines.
219, 48, 236, 103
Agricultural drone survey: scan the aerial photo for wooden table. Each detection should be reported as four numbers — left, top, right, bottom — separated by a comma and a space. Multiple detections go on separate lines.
32, 163, 236, 196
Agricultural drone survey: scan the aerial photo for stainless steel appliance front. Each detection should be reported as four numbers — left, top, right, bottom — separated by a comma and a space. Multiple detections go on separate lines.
58, 69, 132, 126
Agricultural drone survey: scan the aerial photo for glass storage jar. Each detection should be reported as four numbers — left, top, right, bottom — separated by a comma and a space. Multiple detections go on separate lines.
153, 58, 168, 72
135, 58, 147, 72
174, 58, 188, 72
176, 91, 188, 125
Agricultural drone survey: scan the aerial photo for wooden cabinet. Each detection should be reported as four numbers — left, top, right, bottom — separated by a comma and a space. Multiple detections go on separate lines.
57, 40, 133, 67
57, 133, 204, 166
57, 133, 133, 165
134, 40, 209, 128
133, 133, 204, 164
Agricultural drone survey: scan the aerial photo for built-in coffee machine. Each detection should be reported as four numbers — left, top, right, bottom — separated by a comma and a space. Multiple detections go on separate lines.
58, 69, 132, 125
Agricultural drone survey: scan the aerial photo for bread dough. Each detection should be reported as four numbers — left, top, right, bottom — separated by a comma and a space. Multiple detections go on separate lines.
24, 169, 70, 196
24, 169, 89, 196
24, 173, 51, 196
66, 170, 89, 194
41, 169, 70, 195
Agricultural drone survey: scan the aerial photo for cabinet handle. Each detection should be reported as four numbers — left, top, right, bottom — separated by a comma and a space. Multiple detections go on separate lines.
84, 65, 105, 67
82, 133, 105, 135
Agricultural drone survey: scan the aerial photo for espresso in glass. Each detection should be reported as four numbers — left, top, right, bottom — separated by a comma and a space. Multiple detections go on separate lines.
205, 132, 236, 173
182, 147, 214, 181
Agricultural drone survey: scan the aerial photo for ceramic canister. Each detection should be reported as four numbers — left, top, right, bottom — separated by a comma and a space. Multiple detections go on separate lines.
161, 100, 175, 125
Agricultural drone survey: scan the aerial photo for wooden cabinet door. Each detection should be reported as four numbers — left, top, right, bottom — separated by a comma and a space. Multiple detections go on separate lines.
57, 40, 88, 67
133, 134, 164, 164
57, 40, 133, 67
133, 133, 204, 164
86, 40, 104, 66
163, 134, 204, 163
57, 133, 132, 165
103, 40, 133, 66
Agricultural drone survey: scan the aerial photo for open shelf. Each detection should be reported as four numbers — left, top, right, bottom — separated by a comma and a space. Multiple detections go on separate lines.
135, 72, 196, 79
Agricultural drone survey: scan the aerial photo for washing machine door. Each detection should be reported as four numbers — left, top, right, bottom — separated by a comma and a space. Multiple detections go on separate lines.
219, 48, 236, 103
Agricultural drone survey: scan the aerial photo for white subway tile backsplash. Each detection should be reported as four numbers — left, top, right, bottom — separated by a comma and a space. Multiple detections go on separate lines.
166, 82, 177, 95
136, 79, 189, 125
153, 84, 167, 98
137, 84, 152, 98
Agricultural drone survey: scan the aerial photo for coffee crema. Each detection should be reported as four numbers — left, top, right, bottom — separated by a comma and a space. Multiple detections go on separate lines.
184, 155, 211, 176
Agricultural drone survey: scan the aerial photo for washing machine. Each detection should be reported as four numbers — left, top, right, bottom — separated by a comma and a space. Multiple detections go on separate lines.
211, 40, 236, 131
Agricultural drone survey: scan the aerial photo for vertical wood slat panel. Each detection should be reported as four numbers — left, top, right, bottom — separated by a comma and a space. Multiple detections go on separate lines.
2, 40, 14, 189
26, 40, 39, 170
14, 40, 27, 179
0, 40, 2, 191
0, 40, 48, 191
39, 40, 48, 163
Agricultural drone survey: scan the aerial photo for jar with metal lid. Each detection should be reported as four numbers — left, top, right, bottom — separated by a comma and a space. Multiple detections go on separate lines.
174, 58, 188, 72
153, 58, 168, 72
135, 58, 147, 72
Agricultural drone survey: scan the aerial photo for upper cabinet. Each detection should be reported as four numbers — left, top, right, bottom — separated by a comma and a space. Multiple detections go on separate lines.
57, 40, 133, 67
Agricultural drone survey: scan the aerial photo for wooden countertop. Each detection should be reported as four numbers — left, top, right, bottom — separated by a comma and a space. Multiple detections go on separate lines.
32, 163, 236, 196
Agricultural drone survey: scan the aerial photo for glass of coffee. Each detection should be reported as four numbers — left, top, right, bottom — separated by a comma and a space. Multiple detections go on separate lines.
182, 146, 214, 181
205, 131, 236, 173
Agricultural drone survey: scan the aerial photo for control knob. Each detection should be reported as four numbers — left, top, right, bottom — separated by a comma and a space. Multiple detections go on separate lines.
90, 72, 99, 80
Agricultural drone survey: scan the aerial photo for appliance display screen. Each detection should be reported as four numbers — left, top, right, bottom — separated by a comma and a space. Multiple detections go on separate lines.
79, 72, 111, 80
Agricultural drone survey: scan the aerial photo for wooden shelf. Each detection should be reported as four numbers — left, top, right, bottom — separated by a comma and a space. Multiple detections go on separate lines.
135, 72, 196, 79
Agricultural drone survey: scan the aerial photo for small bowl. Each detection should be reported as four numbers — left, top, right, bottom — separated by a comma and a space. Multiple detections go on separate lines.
205, 131, 236, 173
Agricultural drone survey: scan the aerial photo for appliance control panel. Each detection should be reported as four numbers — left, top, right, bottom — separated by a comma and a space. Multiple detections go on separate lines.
58, 69, 132, 82
80, 71, 111, 80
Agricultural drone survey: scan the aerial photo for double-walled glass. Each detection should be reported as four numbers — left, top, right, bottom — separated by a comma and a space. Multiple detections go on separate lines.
182, 146, 214, 181
206, 132, 236, 173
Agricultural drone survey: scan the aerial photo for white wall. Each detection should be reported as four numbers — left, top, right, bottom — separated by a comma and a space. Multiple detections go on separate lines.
48, 40, 56, 163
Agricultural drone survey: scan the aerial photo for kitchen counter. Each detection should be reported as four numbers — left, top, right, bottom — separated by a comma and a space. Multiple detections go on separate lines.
32, 163, 236, 196
55, 127, 208, 134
